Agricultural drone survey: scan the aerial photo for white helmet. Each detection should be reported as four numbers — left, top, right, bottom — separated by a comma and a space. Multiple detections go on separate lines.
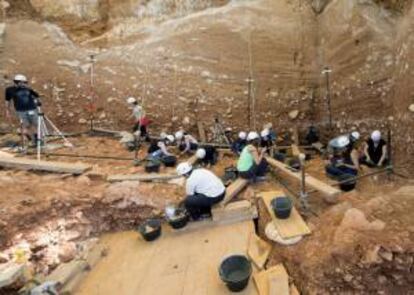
14, 74, 27, 83
176, 162, 192, 176
175, 131, 184, 140
160, 132, 167, 139
350, 131, 360, 141
247, 131, 259, 141
238, 132, 247, 140
127, 97, 136, 104
329, 135, 350, 149
371, 130, 381, 142
261, 129, 270, 138
196, 148, 206, 159
166, 135, 175, 143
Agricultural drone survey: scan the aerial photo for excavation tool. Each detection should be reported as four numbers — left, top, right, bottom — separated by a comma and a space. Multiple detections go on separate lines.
36, 106, 73, 160
322, 66, 333, 134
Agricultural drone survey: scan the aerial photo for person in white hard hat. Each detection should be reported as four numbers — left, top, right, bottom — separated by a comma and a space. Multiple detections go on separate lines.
147, 134, 176, 164
325, 133, 360, 180
176, 162, 225, 220
231, 131, 247, 155
127, 96, 150, 141
363, 130, 388, 167
5, 74, 41, 146
194, 146, 218, 167
237, 131, 268, 181
175, 130, 198, 155
260, 128, 273, 150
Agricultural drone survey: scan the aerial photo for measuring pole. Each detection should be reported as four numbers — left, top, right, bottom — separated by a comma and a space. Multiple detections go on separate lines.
246, 76, 253, 129
322, 67, 333, 134
89, 54, 97, 131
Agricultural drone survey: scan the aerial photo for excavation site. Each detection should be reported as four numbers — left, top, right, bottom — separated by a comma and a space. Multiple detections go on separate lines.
0, 0, 413, 294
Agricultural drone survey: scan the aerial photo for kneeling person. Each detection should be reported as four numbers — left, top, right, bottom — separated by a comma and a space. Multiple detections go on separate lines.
176, 162, 225, 220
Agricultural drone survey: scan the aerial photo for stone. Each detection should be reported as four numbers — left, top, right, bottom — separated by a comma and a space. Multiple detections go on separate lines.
409, 104, 414, 112
288, 109, 299, 119
78, 118, 87, 124
58, 242, 77, 263
344, 274, 353, 283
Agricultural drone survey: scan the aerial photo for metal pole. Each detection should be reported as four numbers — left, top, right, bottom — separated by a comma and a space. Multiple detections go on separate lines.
322, 67, 333, 133
247, 77, 253, 129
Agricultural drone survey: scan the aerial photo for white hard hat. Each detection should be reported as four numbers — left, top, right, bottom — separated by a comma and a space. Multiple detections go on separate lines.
196, 148, 206, 159
160, 132, 167, 139
175, 131, 184, 140
371, 130, 381, 142
261, 129, 270, 138
127, 97, 136, 104
247, 131, 259, 141
329, 135, 350, 149
14, 74, 27, 83
350, 131, 360, 141
166, 135, 175, 143
225, 127, 232, 132
238, 132, 247, 140
176, 162, 192, 176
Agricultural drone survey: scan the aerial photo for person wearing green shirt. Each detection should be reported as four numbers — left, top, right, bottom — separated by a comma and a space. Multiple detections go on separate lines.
237, 131, 268, 181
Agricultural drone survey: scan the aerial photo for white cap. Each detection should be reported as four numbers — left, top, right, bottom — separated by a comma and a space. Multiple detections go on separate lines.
175, 131, 184, 140
247, 131, 259, 141
14, 74, 27, 82
176, 162, 192, 176
160, 132, 167, 139
166, 135, 175, 143
225, 127, 232, 132
196, 148, 206, 159
371, 130, 381, 142
261, 129, 270, 138
238, 132, 247, 140
127, 97, 136, 104
350, 131, 360, 141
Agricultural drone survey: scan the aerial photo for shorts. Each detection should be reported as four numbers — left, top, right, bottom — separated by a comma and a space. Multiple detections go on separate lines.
16, 110, 39, 128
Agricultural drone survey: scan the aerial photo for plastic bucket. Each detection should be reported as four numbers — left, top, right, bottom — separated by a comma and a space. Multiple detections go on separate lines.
167, 209, 189, 230
162, 156, 177, 167
138, 219, 162, 242
338, 174, 356, 192
145, 161, 161, 173
219, 255, 252, 292
271, 196, 293, 219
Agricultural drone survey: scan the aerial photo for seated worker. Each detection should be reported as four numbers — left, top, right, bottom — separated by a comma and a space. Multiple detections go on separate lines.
176, 162, 226, 220
175, 130, 198, 154
231, 131, 247, 155
195, 146, 218, 167
237, 131, 268, 181
325, 134, 360, 179
305, 125, 319, 145
263, 123, 277, 142
147, 134, 175, 162
127, 96, 150, 141
260, 128, 273, 149
362, 130, 388, 167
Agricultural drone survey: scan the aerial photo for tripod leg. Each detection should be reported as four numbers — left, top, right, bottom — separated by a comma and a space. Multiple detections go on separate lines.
44, 116, 73, 147
37, 116, 42, 161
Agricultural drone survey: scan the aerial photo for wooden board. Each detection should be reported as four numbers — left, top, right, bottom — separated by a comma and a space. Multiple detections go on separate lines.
291, 144, 301, 157
212, 200, 256, 222
0, 157, 91, 174
107, 173, 181, 182
259, 191, 311, 239
265, 156, 341, 201
247, 233, 272, 270
197, 122, 207, 143
253, 264, 289, 295
77, 221, 258, 295
221, 178, 249, 206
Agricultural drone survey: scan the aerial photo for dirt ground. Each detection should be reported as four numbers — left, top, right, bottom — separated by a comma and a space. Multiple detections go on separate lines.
0, 134, 412, 294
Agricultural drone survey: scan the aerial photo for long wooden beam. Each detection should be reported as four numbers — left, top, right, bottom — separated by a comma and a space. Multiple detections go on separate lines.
265, 156, 341, 202
107, 173, 181, 182
0, 157, 91, 174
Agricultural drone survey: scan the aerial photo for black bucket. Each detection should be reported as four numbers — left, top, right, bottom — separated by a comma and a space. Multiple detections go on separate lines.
273, 151, 286, 162
287, 158, 301, 170
145, 161, 161, 173
138, 219, 162, 242
162, 156, 177, 167
167, 209, 189, 229
338, 174, 356, 192
219, 255, 252, 292
271, 196, 293, 219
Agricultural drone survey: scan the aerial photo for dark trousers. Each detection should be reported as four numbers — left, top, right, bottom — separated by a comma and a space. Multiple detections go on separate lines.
325, 164, 357, 179
239, 159, 268, 181
185, 192, 225, 220
360, 156, 388, 168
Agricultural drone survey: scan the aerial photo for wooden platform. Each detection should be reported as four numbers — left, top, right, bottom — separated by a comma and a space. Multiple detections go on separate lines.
212, 200, 257, 222
221, 178, 249, 206
0, 157, 91, 174
254, 264, 291, 295
247, 233, 272, 270
265, 156, 341, 202
77, 221, 258, 295
107, 173, 181, 182
259, 191, 311, 239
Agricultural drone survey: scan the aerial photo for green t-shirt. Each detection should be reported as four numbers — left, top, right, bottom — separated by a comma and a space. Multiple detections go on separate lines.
237, 145, 254, 172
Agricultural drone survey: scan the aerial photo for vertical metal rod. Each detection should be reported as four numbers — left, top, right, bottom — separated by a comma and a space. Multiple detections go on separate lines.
322, 67, 333, 134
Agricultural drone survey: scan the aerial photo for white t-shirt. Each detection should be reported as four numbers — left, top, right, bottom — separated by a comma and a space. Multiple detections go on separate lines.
132, 105, 143, 121
186, 168, 225, 198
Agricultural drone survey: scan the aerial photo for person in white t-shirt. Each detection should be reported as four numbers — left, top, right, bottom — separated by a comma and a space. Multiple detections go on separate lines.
176, 162, 226, 220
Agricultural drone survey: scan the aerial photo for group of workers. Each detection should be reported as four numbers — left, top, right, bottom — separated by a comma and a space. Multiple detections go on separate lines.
325, 130, 388, 180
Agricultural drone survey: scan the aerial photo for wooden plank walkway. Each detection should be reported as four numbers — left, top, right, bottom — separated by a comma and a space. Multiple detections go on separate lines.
0, 157, 90, 174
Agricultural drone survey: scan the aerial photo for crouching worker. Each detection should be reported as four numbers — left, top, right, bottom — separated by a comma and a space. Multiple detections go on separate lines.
147, 134, 176, 164
325, 134, 360, 179
231, 131, 247, 155
195, 146, 218, 167
175, 130, 198, 155
362, 130, 388, 167
237, 132, 268, 181
176, 162, 225, 220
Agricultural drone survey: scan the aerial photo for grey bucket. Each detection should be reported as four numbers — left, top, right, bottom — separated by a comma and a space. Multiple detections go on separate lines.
219, 255, 252, 292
